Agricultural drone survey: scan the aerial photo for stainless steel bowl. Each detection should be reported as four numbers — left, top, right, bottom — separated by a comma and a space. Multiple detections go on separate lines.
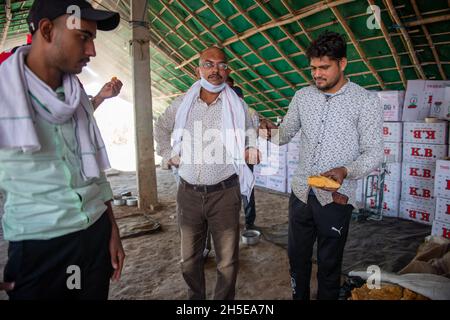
241, 229, 261, 245
126, 196, 138, 206
113, 198, 126, 206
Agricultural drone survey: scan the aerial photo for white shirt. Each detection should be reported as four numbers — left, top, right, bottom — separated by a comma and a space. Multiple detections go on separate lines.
155, 92, 257, 185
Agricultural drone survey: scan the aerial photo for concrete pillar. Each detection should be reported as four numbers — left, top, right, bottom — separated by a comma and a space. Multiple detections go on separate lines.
131, 0, 158, 212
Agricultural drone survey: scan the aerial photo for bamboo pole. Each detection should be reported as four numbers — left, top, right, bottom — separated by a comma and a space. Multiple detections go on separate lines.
367, 0, 407, 87
385, 0, 426, 79
165, 1, 288, 116
329, 5, 386, 89
230, 0, 312, 85
280, 0, 313, 42
148, 2, 280, 118
410, 0, 446, 79
0, 0, 12, 50
200, 1, 298, 97
177, 0, 354, 69
404, 14, 450, 27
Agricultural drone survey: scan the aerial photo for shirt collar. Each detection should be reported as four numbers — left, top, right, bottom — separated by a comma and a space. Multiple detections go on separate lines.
314, 78, 351, 98
197, 89, 223, 106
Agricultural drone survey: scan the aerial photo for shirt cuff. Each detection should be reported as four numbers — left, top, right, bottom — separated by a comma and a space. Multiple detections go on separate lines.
160, 148, 174, 169
99, 181, 114, 202
343, 164, 356, 180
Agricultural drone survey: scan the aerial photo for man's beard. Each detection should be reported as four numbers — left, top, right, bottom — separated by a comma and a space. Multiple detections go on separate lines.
315, 75, 340, 92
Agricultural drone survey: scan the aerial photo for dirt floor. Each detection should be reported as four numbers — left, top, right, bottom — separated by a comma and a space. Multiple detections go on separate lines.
0, 168, 430, 300
0, 168, 304, 300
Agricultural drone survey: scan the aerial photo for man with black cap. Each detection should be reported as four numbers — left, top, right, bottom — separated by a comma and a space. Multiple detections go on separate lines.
0, 0, 124, 300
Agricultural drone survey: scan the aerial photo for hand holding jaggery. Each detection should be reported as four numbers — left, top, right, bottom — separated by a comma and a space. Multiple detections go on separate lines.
308, 166, 347, 192
91, 77, 123, 110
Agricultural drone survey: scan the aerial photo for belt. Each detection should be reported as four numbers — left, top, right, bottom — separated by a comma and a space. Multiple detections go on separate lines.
180, 174, 239, 193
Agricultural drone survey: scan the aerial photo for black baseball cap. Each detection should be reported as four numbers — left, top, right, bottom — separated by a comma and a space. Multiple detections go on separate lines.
27, 0, 120, 34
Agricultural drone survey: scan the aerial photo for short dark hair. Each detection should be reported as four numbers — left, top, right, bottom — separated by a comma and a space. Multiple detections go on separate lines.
306, 31, 347, 61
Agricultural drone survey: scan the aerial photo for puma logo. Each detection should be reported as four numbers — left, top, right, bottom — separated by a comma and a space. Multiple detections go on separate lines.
331, 226, 343, 236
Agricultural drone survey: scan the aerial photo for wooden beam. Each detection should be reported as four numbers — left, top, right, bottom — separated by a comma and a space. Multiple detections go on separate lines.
384, 0, 426, 79
404, 14, 450, 27
367, 0, 407, 87
151, 58, 193, 89
410, 0, 446, 80
165, 0, 287, 117
0, 0, 12, 50
130, 0, 158, 212
329, 5, 386, 89
91, 0, 103, 9
280, 0, 313, 42
415, 40, 450, 48
223, 1, 307, 89
220, 0, 353, 46
200, 1, 297, 97
149, 3, 285, 119
236, 0, 313, 85
177, 0, 354, 69
148, 29, 197, 79
165, 0, 410, 48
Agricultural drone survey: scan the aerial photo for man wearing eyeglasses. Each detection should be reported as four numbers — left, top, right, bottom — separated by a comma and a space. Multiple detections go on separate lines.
154, 47, 260, 300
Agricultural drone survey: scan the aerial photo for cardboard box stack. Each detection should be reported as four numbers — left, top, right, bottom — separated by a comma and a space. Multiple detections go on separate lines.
380, 93, 404, 215
362, 110, 403, 217
254, 131, 302, 194
399, 121, 448, 225
402, 80, 450, 121
379, 91, 405, 122
355, 91, 405, 216
360, 85, 449, 223
252, 80, 450, 230
431, 160, 450, 239
254, 137, 287, 193
430, 86, 450, 121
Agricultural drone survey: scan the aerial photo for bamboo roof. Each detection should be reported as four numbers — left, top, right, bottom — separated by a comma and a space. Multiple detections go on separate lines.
1, 0, 449, 120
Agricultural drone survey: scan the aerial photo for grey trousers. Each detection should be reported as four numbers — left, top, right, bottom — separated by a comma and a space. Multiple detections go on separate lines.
177, 183, 241, 300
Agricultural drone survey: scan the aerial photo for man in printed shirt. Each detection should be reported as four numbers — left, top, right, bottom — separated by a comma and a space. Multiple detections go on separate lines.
0, 0, 124, 299
260, 31, 383, 300
154, 47, 259, 300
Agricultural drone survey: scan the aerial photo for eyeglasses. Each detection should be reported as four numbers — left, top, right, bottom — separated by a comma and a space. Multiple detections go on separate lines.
200, 62, 229, 70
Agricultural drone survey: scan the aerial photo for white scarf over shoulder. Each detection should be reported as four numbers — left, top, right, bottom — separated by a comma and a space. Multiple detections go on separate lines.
0, 45, 110, 180
172, 80, 255, 200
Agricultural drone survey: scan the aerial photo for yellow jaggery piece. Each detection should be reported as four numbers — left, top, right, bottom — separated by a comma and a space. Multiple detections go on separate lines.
111, 76, 118, 81
307, 175, 341, 189
401, 288, 428, 300
350, 284, 403, 300
350, 284, 429, 300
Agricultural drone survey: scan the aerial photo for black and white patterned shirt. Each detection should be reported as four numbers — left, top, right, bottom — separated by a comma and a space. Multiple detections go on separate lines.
154, 92, 256, 185
276, 80, 383, 207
